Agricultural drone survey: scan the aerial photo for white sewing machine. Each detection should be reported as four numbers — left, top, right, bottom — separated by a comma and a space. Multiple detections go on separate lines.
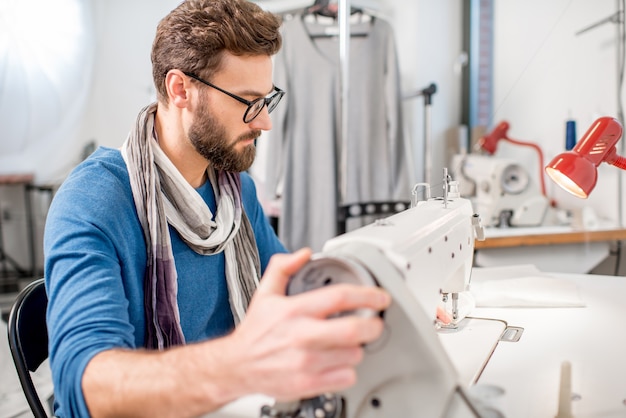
244, 176, 489, 418
451, 154, 549, 228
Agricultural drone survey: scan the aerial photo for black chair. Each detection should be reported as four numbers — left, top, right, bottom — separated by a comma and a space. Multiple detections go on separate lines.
7, 278, 50, 418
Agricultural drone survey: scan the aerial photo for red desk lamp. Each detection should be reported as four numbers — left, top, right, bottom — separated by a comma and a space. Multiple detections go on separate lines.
478, 121, 549, 198
545, 116, 626, 199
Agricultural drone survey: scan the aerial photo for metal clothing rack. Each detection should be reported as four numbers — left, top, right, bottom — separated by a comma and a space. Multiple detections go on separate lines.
404, 83, 437, 187
304, 0, 358, 203
337, 0, 351, 205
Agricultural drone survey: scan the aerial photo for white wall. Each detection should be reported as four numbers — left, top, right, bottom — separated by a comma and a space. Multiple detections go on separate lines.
491, 0, 624, 225
0, 0, 464, 275
79, 0, 181, 150
0, 1, 179, 276
398, 0, 464, 189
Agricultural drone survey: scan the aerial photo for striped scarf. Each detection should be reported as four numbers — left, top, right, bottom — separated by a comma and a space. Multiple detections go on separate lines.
121, 102, 261, 350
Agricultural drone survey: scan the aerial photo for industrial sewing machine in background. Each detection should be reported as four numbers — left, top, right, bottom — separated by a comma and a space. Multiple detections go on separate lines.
448, 121, 571, 228
451, 153, 552, 228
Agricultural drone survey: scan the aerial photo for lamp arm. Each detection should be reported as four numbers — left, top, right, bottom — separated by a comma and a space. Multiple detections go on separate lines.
503, 137, 549, 199
608, 154, 626, 170
604, 145, 626, 170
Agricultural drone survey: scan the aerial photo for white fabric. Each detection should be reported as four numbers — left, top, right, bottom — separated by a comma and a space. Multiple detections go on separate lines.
469, 265, 586, 308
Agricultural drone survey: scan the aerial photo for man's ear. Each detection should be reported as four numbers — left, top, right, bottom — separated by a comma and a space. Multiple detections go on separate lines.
165, 70, 191, 108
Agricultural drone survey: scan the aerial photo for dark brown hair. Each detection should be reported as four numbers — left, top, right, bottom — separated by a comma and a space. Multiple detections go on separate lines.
151, 0, 282, 102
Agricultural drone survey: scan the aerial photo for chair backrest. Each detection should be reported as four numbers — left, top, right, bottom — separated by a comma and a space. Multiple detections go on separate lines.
7, 278, 50, 418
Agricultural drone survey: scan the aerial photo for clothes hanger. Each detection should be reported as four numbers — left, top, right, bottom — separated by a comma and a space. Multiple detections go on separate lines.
302, 0, 372, 38
305, 0, 363, 19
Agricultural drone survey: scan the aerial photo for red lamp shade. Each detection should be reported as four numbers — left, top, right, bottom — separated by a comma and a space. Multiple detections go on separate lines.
545, 116, 626, 198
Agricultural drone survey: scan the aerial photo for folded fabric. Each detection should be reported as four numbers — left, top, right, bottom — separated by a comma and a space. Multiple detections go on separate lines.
469, 276, 585, 308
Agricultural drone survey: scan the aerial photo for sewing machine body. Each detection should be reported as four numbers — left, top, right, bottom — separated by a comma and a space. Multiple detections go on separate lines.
267, 191, 484, 417
451, 154, 548, 227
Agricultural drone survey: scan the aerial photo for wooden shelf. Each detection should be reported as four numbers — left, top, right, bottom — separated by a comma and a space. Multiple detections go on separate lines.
0, 173, 34, 185
474, 228, 626, 249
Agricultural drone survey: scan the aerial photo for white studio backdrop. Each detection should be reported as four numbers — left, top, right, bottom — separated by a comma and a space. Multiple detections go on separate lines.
0, 0, 95, 184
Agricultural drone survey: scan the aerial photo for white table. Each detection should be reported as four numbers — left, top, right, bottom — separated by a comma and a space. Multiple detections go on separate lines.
209, 268, 626, 418
465, 271, 626, 418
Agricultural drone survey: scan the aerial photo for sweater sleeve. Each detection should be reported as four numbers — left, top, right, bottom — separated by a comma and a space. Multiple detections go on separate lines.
44, 155, 143, 418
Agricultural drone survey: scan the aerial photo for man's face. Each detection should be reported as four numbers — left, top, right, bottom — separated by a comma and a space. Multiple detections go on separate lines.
188, 92, 260, 172
187, 53, 275, 172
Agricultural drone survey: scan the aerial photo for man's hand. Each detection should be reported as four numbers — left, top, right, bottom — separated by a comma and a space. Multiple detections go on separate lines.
222, 248, 391, 402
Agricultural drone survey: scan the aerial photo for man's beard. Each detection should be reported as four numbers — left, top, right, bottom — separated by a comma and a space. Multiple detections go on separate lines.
188, 97, 261, 172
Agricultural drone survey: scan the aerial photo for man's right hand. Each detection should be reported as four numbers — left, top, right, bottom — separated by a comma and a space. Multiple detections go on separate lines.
81, 249, 390, 418
221, 248, 391, 402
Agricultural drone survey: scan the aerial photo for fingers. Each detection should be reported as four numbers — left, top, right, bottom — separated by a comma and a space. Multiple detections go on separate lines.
290, 283, 391, 319
300, 367, 357, 398
275, 367, 358, 402
255, 248, 312, 296
256, 249, 391, 322
282, 348, 363, 399
295, 315, 385, 349
269, 348, 363, 401
307, 346, 364, 373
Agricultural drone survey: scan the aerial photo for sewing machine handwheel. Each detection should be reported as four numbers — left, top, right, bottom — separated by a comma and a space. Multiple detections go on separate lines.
287, 254, 378, 319
501, 163, 529, 194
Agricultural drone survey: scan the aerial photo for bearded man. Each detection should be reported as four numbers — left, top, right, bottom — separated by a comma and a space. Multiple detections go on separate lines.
43, 1, 389, 417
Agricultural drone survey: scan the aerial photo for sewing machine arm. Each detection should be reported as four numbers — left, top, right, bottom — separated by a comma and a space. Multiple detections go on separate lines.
262, 195, 484, 418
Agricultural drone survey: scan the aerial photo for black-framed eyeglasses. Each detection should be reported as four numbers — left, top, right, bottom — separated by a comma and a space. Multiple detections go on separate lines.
184, 72, 285, 123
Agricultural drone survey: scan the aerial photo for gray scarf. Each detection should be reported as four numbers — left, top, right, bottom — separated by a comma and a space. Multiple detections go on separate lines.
121, 102, 261, 350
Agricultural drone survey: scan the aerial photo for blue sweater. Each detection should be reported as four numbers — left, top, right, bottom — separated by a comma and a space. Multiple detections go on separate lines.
44, 147, 286, 417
